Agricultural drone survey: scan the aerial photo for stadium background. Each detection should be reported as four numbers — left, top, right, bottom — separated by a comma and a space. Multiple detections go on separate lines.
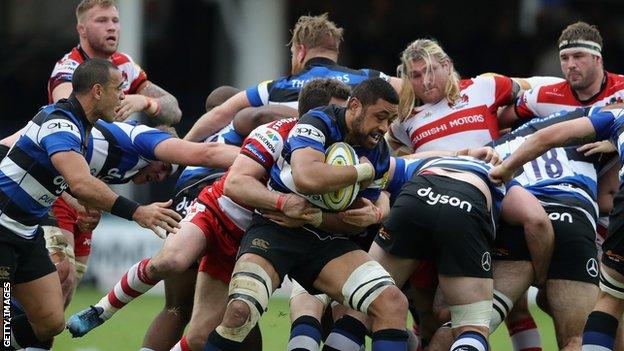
1, 0, 623, 349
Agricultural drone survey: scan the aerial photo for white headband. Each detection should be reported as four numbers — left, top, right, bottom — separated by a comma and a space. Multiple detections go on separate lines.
559, 39, 602, 57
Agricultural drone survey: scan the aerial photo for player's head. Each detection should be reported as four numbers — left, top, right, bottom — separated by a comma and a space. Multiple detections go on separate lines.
76, 0, 120, 57
72, 58, 124, 123
397, 38, 461, 120
558, 22, 604, 91
132, 161, 173, 184
298, 78, 351, 115
132, 125, 178, 184
289, 13, 343, 74
346, 78, 399, 149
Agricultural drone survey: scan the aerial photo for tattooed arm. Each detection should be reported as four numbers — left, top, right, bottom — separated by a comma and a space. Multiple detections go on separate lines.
490, 117, 597, 184
114, 81, 182, 125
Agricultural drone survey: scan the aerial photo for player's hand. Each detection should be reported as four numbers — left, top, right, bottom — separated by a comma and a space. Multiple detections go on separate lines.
280, 193, 321, 218
577, 140, 616, 156
114, 94, 149, 121
132, 200, 182, 238
76, 206, 102, 232
489, 164, 514, 185
338, 198, 382, 227
466, 147, 502, 165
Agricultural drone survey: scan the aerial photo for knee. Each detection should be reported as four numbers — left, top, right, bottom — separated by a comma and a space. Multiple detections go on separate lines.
223, 300, 252, 328
35, 314, 65, 340
560, 335, 582, 350
523, 211, 551, 234
368, 286, 408, 321
150, 253, 188, 277
434, 305, 451, 324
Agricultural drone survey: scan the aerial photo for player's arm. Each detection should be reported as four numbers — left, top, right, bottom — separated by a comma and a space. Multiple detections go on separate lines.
291, 147, 373, 194
490, 117, 597, 183
233, 105, 298, 136
1, 130, 21, 147
597, 157, 621, 215
184, 91, 252, 142
224, 154, 286, 211
133, 80, 182, 125
224, 154, 319, 222
115, 81, 181, 124
52, 82, 74, 102
328, 192, 390, 235
51, 151, 181, 236
153, 138, 240, 169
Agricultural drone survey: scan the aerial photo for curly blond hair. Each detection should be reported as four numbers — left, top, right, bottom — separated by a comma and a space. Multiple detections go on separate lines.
397, 39, 461, 121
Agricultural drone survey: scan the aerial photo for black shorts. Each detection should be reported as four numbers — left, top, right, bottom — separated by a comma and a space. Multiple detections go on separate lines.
238, 214, 360, 294
375, 174, 493, 279
172, 171, 225, 218
603, 189, 624, 275
493, 205, 598, 284
0, 226, 56, 284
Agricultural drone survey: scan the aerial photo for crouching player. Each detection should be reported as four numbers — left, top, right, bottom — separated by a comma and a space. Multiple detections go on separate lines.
371, 149, 505, 351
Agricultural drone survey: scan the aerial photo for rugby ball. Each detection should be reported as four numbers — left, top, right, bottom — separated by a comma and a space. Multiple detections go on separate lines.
306, 142, 360, 211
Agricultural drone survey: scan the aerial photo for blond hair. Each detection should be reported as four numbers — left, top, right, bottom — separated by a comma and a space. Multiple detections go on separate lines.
397, 39, 461, 121
76, 0, 117, 22
289, 13, 343, 52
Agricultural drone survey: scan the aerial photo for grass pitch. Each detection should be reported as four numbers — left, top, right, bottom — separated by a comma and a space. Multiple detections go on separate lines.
53, 287, 558, 350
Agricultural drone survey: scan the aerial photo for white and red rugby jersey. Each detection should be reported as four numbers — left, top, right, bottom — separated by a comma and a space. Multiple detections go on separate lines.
199, 117, 299, 231
389, 75, 514, 152
48, 46, 148, 103
516, 71, 624, 118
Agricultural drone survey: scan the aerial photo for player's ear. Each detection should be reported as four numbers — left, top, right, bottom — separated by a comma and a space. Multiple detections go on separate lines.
347, 96, 361, 111
296, 44, 306, 63
77, 23, 86, 38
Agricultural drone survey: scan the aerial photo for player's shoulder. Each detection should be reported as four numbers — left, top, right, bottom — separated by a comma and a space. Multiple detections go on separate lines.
110, 51, 134, 65
51, 48, 83, 73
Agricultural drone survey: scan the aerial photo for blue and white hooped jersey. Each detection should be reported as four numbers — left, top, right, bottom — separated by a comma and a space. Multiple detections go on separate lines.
86, 121, 172, 184
269, 105, 391, 204
492, 108, 602, 224
174, 122, 245, 192
0, 96, 89, 239
246, 57, 390, 110
587, 105, 624, 181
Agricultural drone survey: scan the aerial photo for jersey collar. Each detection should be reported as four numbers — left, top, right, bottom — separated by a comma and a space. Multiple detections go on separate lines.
571, 70, 608, 104
304, 57, 337, 69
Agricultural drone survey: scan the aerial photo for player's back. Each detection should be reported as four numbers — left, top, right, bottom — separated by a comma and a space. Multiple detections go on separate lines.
246, 57, 389, 110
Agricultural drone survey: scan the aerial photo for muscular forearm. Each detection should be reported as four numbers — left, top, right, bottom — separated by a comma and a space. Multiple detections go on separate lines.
139, 82, 182, 125
293, 161, 359, 194
69, 177, 120, 212
224, 174, 280, 211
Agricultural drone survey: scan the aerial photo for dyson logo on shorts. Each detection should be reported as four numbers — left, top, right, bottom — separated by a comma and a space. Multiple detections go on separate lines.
548, 212, 573, 223
416, 187, 472, 212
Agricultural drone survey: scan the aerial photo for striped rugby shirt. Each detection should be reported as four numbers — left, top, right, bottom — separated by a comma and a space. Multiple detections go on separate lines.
0, 95, 90, 239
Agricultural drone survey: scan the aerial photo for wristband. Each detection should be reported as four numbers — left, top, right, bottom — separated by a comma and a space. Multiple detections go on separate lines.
275, 194, 287, 211
111, 196, 140, 220
354, 163, 374, 182
145, 97, 161, 117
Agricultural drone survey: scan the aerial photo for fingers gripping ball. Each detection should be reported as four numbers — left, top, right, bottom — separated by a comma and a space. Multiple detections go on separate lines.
306, 142, 361, 211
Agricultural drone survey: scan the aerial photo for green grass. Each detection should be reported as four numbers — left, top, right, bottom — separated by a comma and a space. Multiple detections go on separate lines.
54, 287, 558, 350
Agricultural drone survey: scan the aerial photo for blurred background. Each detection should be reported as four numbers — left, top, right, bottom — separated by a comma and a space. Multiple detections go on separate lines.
1, 0, 623, 265
3, 1, 622, 348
